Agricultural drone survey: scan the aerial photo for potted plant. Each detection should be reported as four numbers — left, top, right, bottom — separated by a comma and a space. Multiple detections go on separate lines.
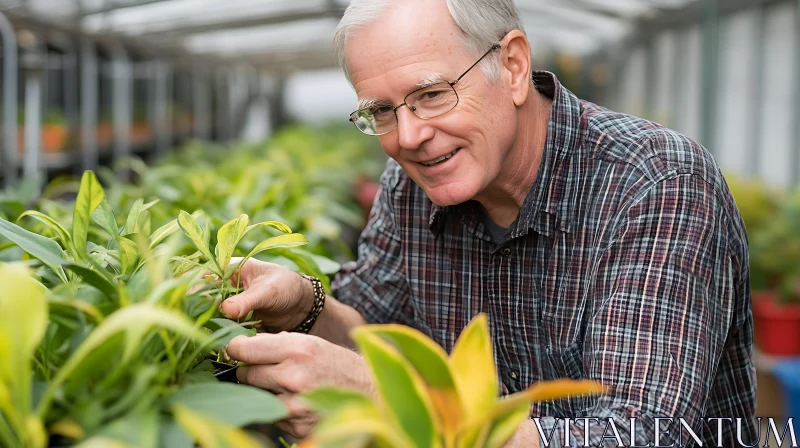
749, 190, 800, 355
131, 107, 152, 145
16, 108, 69, 154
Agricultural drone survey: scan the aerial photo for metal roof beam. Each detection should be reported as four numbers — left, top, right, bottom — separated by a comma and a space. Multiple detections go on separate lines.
81, 0, 175, 17
142, 5, 346, 38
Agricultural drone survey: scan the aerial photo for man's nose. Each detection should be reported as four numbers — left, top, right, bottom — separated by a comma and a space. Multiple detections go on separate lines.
396, 106, 434, 151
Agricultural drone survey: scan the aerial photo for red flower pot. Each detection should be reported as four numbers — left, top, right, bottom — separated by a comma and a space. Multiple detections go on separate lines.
753, 290, 800, 356
356, 179, 380, 215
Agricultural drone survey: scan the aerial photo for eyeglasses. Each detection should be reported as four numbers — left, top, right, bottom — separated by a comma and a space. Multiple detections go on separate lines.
348, 43, 502, 136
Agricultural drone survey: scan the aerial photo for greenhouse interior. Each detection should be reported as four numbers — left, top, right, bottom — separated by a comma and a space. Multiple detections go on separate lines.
1, 0, 800, 446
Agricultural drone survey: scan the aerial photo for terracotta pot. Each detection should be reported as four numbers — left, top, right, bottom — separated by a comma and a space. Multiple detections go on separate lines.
41, 125, 68, 153
97, 121, 113, 147
752, 289, 800, 356
130, 122, 152, 145
16, 124, 68, 154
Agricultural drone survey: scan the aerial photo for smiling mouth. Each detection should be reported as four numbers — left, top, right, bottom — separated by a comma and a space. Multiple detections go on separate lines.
421, 148, 460, 167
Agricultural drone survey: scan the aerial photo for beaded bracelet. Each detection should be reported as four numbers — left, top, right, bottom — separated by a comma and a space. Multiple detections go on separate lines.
292, 274, 326, 334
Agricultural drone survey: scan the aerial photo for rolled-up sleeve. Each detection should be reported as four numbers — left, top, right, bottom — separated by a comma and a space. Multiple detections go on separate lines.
535, 173, 754, 446
330, 163, 414, 326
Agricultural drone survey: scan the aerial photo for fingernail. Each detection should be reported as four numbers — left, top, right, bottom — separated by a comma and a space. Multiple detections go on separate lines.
219, 301, 240, 319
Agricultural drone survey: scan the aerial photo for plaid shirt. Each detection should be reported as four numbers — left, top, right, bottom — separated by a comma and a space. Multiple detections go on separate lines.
331, 72, 755, 446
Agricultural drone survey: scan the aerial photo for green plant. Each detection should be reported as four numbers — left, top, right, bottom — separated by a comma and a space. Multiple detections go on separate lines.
726, 175, 780, 238
301, 315, 604, 448
750, 190, 800, 295
172, 211, 308, 300
0, 171, 301, 447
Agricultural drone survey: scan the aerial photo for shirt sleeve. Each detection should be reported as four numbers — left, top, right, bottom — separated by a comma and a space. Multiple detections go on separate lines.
535, 173, 753, 447
330, 162, 414, 326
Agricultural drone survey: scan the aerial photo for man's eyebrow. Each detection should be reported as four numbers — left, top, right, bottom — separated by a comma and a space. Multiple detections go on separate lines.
415, 72, 448, 88
356, 73, 449, 110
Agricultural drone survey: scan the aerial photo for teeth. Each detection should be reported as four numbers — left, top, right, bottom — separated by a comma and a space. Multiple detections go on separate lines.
422, 149, 458, 167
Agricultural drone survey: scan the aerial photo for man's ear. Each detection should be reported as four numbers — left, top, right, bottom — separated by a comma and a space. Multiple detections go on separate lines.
501, 30, 532, 107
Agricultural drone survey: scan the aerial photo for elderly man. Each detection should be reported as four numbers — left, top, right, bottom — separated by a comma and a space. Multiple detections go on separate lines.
224, 0, 756, 446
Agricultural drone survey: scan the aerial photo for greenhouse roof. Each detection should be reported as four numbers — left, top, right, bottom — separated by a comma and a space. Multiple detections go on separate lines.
0, 0, 710, 72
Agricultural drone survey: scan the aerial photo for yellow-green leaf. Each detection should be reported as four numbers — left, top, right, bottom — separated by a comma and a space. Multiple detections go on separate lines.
37, 303, 210, 418
72, 171, 106, 260
149, 211, 202, 249
244, 221, 292, 236
49, 418, 85, 440
177, 211, 218, 275
309, 403, 414, 448
301, 388, 375, 416
17, 210, 72, 247
449, 314, 496, 423
351, 328, 440, 448
238, 233, 308, 276
116, 237, 138, 275
0, 263, 48, 439
172, 405, 263, 448
215, 214, 249, 278
359, 325, 462, 439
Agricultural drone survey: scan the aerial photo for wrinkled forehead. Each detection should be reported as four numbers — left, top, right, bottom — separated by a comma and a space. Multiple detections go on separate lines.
345, 2, 471, 102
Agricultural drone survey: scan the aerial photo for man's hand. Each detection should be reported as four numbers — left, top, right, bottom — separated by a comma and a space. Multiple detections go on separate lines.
225, 332, 374, 439
221, 259, 315, 332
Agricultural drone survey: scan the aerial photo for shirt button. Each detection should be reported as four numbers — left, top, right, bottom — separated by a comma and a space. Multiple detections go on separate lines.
501, 247, 512, 256
508, 370, 519, 381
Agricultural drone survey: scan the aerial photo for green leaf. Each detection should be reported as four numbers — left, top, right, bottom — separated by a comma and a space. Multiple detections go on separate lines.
242, 233, 308, 267
124, 199, 143, 236
206, 318, 252, 348
94, 409, 160, 447
351, 329, 440, 448
272, 249, 330, 291
72, 171, 106, 260
37, 304, 211, 418
215, 215, 249, 279
0, 263, 48, 426
116, 237, 138, 275
91, 201, 119, 237
64, 264, 118, 300
307, 253, 341, 275
159, 417, 193, 448
177, 211, 219, 275
17, 210, 72, 247
172, 405, 264, 448
169, 383, 288, 427
243, 220, 292, 236
0, 217, 67, 282
301, 388, 374, 416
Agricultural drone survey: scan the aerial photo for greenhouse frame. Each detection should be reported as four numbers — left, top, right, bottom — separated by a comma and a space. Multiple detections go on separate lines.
1, 0, 798, 188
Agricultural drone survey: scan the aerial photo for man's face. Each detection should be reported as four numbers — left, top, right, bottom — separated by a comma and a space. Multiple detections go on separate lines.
346, 0, 519, 207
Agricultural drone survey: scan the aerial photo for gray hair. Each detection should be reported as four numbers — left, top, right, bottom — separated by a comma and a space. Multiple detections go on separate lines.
333, 0, 526, 85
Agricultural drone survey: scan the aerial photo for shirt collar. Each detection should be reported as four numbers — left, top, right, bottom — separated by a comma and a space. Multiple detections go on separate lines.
429, 71, 584, 238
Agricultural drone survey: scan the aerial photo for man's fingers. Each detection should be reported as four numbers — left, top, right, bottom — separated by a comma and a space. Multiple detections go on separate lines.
226, 333, 301, 365
236, 365, 289, 394
220, 287, 264, 319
